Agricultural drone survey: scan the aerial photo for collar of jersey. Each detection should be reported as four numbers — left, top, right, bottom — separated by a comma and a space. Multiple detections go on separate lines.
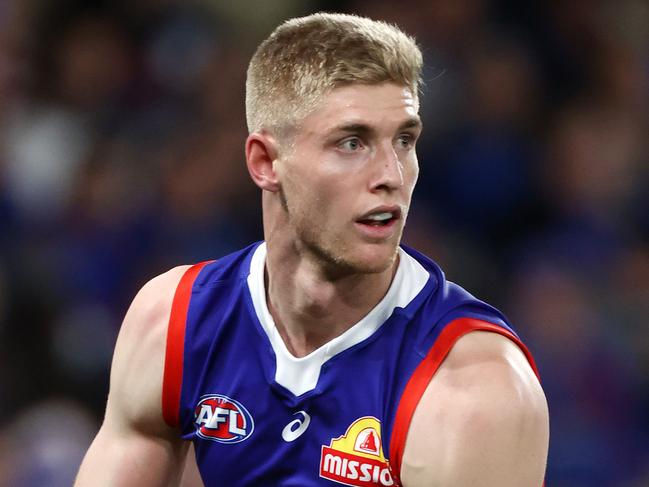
247, 242, 429, 397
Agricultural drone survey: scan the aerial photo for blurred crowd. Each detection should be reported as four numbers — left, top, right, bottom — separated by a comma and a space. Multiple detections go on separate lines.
0, 0, 646, 486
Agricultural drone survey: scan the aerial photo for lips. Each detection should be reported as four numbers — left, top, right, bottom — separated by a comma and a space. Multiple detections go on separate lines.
356, 206, 402, 227
354, 206, 402, 240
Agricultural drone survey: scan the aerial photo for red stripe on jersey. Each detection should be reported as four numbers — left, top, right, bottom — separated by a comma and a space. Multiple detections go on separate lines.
162, 261, 212, 428
388, 317, 541, 482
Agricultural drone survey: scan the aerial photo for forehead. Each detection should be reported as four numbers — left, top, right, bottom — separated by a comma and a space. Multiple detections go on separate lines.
298, 83, 420, 134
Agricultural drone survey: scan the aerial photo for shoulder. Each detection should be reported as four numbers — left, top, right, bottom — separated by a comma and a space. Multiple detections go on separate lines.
106, 265, 193, 436
113, 265, 192, 374
400, 331, 548, 487
431, 331, 546, 418
121, 266, 192, 336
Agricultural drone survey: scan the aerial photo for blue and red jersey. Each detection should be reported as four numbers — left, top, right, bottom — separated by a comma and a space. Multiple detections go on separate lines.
162, 242, 539, 486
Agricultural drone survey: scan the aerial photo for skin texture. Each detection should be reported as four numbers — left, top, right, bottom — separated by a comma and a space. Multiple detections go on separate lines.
246, 83, 421, 357
76, 82, 549, 486
400, 332, 549, 486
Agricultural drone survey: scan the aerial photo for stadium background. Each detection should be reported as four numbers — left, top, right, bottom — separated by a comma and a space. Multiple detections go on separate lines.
0, 0, 647, 485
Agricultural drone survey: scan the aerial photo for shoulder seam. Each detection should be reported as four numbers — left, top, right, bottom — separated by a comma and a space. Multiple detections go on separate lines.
388, 317, 540, 483
161, 261, 213, 428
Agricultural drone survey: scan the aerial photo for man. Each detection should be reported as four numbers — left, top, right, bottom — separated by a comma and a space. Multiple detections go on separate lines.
76, 13, 548, 486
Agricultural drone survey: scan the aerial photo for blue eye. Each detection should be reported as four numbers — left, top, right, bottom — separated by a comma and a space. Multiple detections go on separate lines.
339, 137, 363, 151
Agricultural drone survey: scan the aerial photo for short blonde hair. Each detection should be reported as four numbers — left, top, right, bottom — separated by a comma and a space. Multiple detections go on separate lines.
245, 13, 423, 136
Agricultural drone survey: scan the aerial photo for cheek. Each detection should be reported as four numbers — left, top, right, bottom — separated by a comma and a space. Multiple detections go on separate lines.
403, 156, 419, 190
411, 163, 420, 187
283, 170, 329, 218
281, 163, 312, 200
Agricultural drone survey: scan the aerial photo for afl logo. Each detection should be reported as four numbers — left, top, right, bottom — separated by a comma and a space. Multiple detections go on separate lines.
194, 394, 254, 443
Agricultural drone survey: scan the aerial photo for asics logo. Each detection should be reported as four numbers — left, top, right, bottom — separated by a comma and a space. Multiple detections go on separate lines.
282, 411, 311, 442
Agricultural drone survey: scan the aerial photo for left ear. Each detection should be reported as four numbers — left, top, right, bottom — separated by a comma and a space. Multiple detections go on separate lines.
245, 132, 281, 192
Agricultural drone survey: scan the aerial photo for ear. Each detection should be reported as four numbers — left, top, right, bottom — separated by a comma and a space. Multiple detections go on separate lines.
245, 132, 281, 192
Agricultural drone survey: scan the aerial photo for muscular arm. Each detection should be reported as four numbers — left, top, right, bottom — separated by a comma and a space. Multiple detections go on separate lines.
75, 266, 193, 486
400, 331, 549, 487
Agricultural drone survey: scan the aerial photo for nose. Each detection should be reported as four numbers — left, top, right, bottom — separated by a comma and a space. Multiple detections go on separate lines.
370, 143, 404, 192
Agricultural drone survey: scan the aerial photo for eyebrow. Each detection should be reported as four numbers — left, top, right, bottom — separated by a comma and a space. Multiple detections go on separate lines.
329, 117, 423, 137
400, 118, 423, 131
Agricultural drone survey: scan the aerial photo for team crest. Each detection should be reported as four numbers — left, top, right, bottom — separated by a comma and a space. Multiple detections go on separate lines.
194, 394, 254, 443
319, 416, 398, 486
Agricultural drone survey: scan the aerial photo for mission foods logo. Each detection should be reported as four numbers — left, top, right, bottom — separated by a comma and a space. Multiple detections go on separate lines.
320, 416, 398, 486
194, 394, 254, 443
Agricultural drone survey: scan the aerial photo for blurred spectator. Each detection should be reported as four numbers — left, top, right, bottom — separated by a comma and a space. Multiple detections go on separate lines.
151, 123, 257, 268
509, 260, 646, 485
534, 101, 645, 279
3, 105, 91, 222
0, 400, 96, 487
417, 35, 543, 253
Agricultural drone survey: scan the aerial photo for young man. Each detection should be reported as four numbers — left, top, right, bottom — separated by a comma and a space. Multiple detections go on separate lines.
76, 13, 548, 486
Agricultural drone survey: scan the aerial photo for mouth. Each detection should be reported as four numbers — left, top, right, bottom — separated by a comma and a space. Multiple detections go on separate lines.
356, 206, 401, 226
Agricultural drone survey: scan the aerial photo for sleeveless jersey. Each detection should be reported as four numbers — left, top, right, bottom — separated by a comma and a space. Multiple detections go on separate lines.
162, 242, 540, 486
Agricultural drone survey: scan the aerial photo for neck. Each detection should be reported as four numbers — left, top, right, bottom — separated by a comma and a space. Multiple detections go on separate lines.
264, 242, 399, 358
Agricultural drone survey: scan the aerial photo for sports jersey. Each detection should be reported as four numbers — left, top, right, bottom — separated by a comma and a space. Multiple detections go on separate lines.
162, 242, 540, 486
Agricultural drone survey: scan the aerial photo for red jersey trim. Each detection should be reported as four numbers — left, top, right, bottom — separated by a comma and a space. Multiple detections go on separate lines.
162, 261, 212, 428
388, 317, 541, 482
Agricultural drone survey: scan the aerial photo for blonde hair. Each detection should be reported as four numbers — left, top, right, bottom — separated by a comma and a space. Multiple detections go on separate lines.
245, 13, 423, 137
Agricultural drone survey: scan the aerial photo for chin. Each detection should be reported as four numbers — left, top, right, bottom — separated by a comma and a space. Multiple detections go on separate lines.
333, 242, 399, 275
299, 229, 400, 276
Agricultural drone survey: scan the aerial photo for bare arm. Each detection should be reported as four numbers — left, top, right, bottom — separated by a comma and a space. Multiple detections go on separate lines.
75, 266, 192, 486
400, 331, 549, 487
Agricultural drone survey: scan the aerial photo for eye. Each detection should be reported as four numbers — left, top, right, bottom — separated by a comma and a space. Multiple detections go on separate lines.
338, 137, 364, 152
396, 133, 415, 150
